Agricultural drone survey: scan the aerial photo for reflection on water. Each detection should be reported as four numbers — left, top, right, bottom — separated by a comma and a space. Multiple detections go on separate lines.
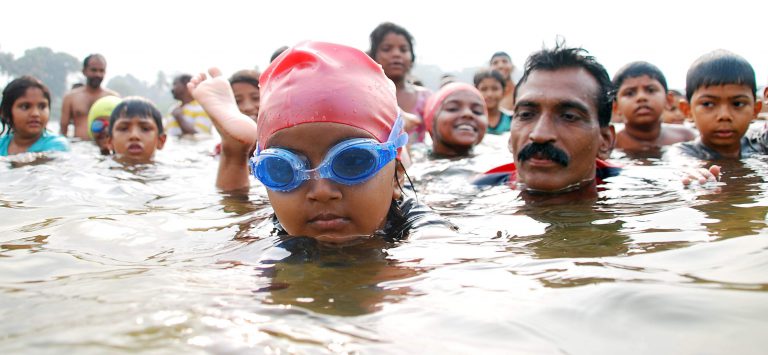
2, 135, 768, 353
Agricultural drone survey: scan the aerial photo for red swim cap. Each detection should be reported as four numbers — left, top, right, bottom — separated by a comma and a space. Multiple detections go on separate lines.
423, 82, 486, 135
257, 41, 399, 149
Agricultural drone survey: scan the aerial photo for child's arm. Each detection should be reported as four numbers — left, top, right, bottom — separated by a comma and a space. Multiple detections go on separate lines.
681, 165, 721, 186
187, 68, 257, 191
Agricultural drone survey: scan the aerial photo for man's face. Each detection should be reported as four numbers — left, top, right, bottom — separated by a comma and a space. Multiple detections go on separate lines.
83, 57, 106, 89
171, 79, 187, 101
509, 68, 610, 192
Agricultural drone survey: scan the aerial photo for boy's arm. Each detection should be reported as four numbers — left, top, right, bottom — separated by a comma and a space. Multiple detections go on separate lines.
60, 94, 72, 136
171, 105, 198, 135
681, 165, 721, 186
188, 68, 257, 191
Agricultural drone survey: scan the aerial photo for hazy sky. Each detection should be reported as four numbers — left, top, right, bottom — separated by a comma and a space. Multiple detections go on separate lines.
1, 0, 766, 91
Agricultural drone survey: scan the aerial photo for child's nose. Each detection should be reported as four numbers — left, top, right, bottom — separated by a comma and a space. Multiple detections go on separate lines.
305, 177, 342, 202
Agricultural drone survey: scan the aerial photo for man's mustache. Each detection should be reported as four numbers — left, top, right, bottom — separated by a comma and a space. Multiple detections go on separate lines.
517, 142, 569, 167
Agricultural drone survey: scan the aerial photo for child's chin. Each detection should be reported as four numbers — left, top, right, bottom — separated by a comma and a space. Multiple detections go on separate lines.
312, 233, 373, 245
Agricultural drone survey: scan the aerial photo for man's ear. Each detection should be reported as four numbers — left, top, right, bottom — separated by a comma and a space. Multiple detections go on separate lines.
392, 160, 405, 200
597, 125, 616, 161
156, 134, 167, 150
679, 100, 691, 118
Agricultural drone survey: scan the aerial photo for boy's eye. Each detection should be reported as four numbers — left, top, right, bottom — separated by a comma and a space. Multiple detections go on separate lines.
621, 89, 635, 97
733, 101, 748, 108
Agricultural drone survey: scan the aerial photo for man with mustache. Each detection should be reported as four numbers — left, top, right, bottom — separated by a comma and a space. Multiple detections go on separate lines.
60, 54, 119, 140
476, 43, 619, 198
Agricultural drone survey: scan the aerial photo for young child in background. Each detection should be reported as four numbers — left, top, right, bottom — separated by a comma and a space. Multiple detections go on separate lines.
473, 69, 512, 135
661, 89, 688, 125
613, 61, 696, 153
0, 76, 69, 156
671, 50, 765, 160
87, 95, 122, 155
107, 97, 167, 164
229, 70, 260, 122
423, 82, 488, 158
188, 41, 453, 244
489, 51, 516, 111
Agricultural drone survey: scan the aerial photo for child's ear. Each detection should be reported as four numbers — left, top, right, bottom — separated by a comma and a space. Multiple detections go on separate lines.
679, 100, 691, 118
391, 160, 405, 200
665, 92, 675, 109
754, 100, 763, 117
597, 125, 616, 161
156, 134, 167, 150
106, 136, 114, 154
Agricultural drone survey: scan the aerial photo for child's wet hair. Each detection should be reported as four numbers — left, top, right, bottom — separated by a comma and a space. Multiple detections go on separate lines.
473, 69, 507, 91
612, 61, 668, 93
686, 49, 756, 102
0, 76, 51, 135
229, 70, 260, 89
368, 22, 416, 63
108, 97, 164, 135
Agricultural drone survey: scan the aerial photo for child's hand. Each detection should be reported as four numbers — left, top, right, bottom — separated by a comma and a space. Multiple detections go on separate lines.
681, 165, 721, 186
188, 68, 257, 149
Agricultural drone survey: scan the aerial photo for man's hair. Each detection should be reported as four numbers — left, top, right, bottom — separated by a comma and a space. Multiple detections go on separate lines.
368, 22, 416, 63
229, 69, 260, 89
685, 49, 756, 102
109, 97, 164, 135
0, 76, 51, 135
83, 54, 106, 69
612, 61, 668, 93
515, 42, 614, 127
473, 69, 507, 91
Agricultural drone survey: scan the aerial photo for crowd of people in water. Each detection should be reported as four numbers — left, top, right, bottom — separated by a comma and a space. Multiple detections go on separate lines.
2, 21, 768, 244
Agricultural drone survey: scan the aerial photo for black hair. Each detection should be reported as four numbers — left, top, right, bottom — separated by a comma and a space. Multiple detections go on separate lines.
173, 74, 193, 86
83, 54, 106, 69
368, 22, 416, 63
109, 97, 164, 135
515, 42, 614, 127
270, 46, 289, 63
685, 49, 757, 102
489, 51, 511, 64
229, 70, 260, 89
612, 61, 668, 93
473, 69, 507, 91
0, 76, 51, 135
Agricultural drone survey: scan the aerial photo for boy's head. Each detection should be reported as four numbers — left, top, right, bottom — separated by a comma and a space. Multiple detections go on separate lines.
424, 82, 488, 157
229, 70, 260, 122
107, 97, 166, 163
88, 95, 122, 155
661, 89, 687, 124
612, 61, 671, 127
684, 50, 762, 157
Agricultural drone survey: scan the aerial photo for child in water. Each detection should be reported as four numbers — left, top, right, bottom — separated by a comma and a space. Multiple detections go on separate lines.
0, 76, 69, 156
423, 82, 488, 158
87, 95, 122, 155
107, 97, 167, 164
188, 41, 453, 244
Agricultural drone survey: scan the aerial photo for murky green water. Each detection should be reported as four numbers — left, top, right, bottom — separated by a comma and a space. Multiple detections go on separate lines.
2, 133, 768, 354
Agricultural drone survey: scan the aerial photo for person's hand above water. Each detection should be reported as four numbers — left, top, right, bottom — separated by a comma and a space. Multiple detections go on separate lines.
682, 165, 721, 186
188, 68, 257, 150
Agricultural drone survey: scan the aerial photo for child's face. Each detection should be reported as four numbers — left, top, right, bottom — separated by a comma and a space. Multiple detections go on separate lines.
375, 33, 412, 80
264, 122, 399, 244
490, 56, 513, 79
661, 94, 686, 124
12, 87, 49, 139
232, 82, 260, 122
477, 77, 503, 111
432, 91, 488, 155
615, 75, 669, 127
91, 116, 111, 155
108, 116, 166, 163
691, 84, 762, 155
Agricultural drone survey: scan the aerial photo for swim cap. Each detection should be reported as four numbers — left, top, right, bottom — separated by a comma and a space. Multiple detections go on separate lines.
87, 96, 122, 139
423, 82, 486, 135
257, 41, 399, 149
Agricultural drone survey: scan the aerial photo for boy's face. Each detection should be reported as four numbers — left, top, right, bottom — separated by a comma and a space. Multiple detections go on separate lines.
432, 90, 488, 155
264, 122, 400, 244
232, 82, 260, 122
614, 75, 669, 127
477, 77, 503, 111
690, 84, 763, 157
108, 115, 166, 163
661, 94, 687, 124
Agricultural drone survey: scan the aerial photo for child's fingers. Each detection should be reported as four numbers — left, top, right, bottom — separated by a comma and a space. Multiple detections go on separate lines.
708, 165, 721, 181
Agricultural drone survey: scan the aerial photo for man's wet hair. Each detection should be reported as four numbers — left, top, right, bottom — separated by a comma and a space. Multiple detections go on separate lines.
685, 49, 756, 102
109, 97, 164, 135
83, 54, 106, 69
368, 22, 416, 63
0, 76, 51, 135
515, 41, 614, 127
473, 69, 507, 91
612, 61, 668, 93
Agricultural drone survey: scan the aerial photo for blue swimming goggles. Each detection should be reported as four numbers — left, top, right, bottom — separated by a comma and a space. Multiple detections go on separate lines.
91, 118, 109, 134
249, 114, 408, 192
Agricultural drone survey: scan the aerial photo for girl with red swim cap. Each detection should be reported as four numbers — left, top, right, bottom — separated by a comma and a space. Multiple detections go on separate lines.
188, 41, 453, 244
